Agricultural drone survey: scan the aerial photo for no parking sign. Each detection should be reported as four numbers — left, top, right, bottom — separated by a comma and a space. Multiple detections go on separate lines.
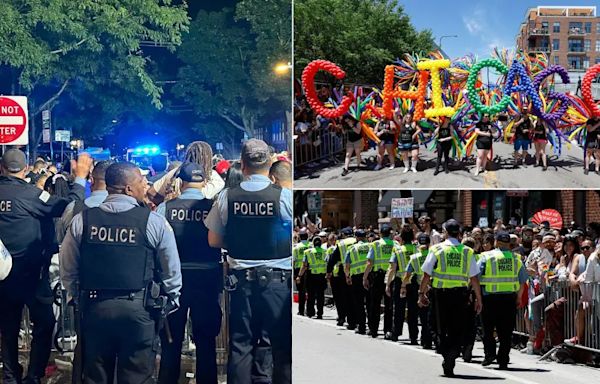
0, 96, 28, 145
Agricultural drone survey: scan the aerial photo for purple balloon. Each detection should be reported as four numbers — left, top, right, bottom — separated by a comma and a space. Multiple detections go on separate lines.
533, 65, 571, 121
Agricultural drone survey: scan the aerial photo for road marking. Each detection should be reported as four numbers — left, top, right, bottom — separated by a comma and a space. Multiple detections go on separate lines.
294, 314, 573, 384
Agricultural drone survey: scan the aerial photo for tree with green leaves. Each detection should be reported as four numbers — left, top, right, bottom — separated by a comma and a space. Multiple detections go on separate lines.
294, 0, 434, 85
0, 0, 189, 156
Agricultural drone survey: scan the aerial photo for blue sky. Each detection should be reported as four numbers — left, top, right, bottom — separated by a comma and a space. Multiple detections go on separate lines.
401, 0, 598, 59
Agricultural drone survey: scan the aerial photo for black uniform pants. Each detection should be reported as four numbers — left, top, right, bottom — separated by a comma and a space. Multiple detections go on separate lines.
293, 268, 307, 315
227, 271, 291, 384
0, 286, 55, 384
463, 289, 478, 354
433, 288, 469, 368
158, 288, 222, 384
482, 294, 517, 365
368, 271, 392, 335
330, 270, 349, 324
81, 297, 156, 384
436, 141, 452, 170
391, 278, 406, 337
306, 274, 326, 318
350, 275, 367, 331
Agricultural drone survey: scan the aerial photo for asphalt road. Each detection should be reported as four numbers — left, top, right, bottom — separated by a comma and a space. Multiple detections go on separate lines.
294, 142, 600, 189
293, 303, 599, 384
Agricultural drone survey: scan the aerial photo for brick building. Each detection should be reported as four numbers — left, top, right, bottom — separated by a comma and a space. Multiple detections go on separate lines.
516, 6, 599, 72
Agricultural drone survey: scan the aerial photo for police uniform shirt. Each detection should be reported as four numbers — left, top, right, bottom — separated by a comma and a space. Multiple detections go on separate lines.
204, 174, 292, 270
477, 251, 528, 295
421, 238, 479, 278
156, 188, 209, 222
59, 194, 182, 303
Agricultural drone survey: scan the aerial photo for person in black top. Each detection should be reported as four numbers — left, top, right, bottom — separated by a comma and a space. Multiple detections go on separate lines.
584, 117, 600, 175
513, 107, 533, 167
374, 117, 397, 170
433, 117, 455, 175
533, 118, 550, 171
395, 112, 421, 173
342, 115, 364, 176
474, 114, 494, 176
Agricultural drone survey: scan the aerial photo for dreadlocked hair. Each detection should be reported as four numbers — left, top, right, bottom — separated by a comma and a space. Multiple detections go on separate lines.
183, 141, 213, 181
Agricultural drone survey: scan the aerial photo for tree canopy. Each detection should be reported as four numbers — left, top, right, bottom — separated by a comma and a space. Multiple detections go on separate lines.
294, 0, 434, 85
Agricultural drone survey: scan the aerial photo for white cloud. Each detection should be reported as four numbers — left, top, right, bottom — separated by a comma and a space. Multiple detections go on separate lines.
463, 16, 483, 35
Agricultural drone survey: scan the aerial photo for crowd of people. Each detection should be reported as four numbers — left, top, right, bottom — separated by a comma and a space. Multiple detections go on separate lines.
0, 139, 292, 384
294, 87, 600, 178
293, 215, 600, 376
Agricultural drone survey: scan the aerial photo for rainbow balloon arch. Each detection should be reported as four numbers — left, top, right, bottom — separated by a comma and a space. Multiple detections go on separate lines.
300, 50, 600, 158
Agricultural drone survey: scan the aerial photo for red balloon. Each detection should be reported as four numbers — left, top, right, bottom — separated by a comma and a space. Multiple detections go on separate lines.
581, 64, 600, 117
301, 60, 353, 119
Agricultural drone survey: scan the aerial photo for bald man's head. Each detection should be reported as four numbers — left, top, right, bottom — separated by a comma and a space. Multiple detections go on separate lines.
269, 160, 292, 189
105, 162, 146, 201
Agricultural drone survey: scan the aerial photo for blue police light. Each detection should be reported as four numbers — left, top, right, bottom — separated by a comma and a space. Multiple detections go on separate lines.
135, 148, 142, 154
151, 147, 159, 154
132, 145, 161, 156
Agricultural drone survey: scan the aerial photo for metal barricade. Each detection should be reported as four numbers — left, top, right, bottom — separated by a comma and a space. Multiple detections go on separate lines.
294, 130, 347, 169
514, 306, 528, 337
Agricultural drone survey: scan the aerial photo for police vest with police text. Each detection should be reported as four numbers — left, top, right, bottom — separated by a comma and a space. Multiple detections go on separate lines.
333, 237, 356, 276
225, 184, 290, 261
294, 241, 312, 269
479, 249, 522, 293
348, 241, 370, 276
370, 238, 396, 272
393, 243, 416, 277
166, 197, 221, 268
431, 243, 473, 288
305, 246, 327, 274
408, 249, 429, 278
80, 206, 155, 291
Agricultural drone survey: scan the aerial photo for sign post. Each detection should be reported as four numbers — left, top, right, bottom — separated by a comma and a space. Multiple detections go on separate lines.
55, 130, 71, 163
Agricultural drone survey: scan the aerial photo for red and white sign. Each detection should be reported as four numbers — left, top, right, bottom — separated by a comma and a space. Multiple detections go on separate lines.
0, 96, 28, 145
531, 209, 563, 229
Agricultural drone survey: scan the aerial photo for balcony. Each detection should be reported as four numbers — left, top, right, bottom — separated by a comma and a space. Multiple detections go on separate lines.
528, 28, 549, 36
567, 48, 586, 54
568, 28, 587, 36
528, 47, 551, 53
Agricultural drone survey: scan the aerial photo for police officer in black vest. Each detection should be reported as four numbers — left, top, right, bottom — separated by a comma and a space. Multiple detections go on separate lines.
59, 162, 182, 384
156, 162, 223, 384
205, 139, 292, 384
0, 149, 92, 384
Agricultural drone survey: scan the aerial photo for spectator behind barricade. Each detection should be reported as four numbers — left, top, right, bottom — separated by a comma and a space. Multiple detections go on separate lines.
148, 141, 224, 204
269, 160, 292, 189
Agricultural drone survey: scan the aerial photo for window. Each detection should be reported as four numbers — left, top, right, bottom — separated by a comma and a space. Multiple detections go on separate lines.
554, 56, 560, 65
552, 39, 560, 50
596, 57, 600, 64
553, 22, 560, 33
584, 22, 592, 34
584, 40, 591, 52
568, 39, 584, 52
583, 57, 590, 69
596, 40, 600, 52
568, 55, 584, 69
598, 22, 600, 33
569, 21, 583, 34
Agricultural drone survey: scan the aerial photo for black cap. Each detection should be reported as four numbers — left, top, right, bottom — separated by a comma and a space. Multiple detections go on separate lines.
495, 231, 511, 243
1, 149, 26, 173
341, 227, 353, 236
241, 139, 271, 167
417, 233, 431, 245
177, 162, 205, 183
443, 219, 461, 233
354, 229, 366, 238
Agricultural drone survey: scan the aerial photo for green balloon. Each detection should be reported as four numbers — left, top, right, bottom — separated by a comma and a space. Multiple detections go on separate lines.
466, 59, 510, 115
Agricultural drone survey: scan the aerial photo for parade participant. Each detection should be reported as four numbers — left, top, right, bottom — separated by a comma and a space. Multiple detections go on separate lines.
293, 228, 312, 316
326, 228, 356, 328
478, 232, 527, 369
418, 219, 482, 377
584, 117, 600, 175
300, 236, 327, 319
474, 113, 494, 176
59, 162, 182, 384
374, 118, 397, 170
363, 224, 397, 338
344, 229, 370, 335
401, 233, 433, 349
533, 118, 549, 171
156, 162, 223, 384
0, 150, 92, 384
513, 107, 533, 167
433, 117, 455, 175
206, 139, 292, 384
398, 113, 421, 173
341, 115, 364, 176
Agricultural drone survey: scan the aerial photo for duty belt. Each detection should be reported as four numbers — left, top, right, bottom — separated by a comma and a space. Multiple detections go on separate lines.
83, 289, 145, 300
234, 267, 291, 284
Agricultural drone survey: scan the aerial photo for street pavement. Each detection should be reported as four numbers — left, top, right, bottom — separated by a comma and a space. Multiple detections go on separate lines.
293, 303, 599, 384
294, 142, 600, 189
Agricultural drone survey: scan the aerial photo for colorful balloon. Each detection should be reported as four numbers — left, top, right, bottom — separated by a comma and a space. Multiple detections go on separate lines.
382, 65, 429, 120
532, 65, 571, 121
466, 59, 510, 115
417, 59, 455, 118
581, 64, 600, 117
301, 60, 353, 119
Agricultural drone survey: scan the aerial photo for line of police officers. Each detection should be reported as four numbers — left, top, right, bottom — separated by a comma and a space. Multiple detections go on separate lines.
0, 138, 292, 384
293, 218, 527, 377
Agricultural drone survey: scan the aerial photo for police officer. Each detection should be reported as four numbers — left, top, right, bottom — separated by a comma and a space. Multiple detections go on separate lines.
402, 233, 433, 349
156, 162, 223, 384
0, 149, 92, 384
293, 228, 312, 316
418, 219, 482, 377
59, 162, 182, 383
299, 235, 327, 319
205, 139, 292, 384
478, 232, 527, 369
344, 230, 370, 335
326, 228, 356, 328
363, 224, 396, 338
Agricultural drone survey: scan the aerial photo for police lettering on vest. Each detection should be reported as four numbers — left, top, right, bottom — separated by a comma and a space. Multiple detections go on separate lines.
0, 200, 12, 212
169, 208, 209, 222
233, 201, 275, 216
89, 225, 136, 244
498, 258, 513, 272
446, 252, 463, 268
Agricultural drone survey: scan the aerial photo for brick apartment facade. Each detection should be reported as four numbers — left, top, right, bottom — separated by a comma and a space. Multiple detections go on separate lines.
516, 6, 600, 71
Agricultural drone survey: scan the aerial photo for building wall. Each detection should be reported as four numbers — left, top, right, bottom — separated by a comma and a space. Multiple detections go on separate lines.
587, 192, 600, 223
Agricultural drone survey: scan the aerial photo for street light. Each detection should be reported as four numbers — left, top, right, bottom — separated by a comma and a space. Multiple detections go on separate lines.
274, 62, 292, 75
438, 35, 458, 49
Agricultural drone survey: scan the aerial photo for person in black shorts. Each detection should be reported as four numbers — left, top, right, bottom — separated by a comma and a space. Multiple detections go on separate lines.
474, 113, 493, 176
512, 108, 533, 167
584, 117, 600, 175
433, 117, 455, 175
395, 112, 421, 173
374, 117, 397, 170
533, 118, 549, 171
342, 115, 364, 176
